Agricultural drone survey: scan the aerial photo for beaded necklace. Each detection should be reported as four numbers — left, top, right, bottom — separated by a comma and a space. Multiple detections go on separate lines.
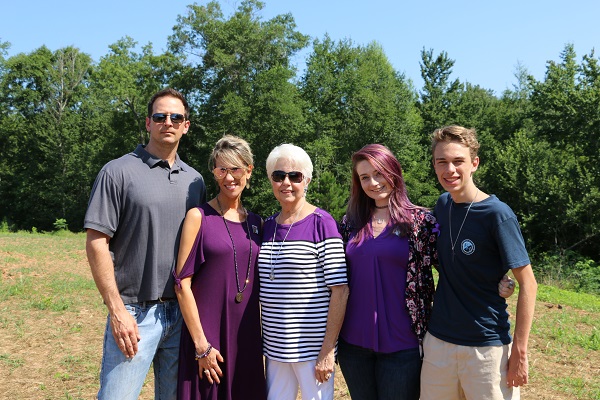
216, 197, 252, 303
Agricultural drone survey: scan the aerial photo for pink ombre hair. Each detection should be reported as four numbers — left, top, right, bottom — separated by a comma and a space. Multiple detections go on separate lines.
346, 144, 423, 243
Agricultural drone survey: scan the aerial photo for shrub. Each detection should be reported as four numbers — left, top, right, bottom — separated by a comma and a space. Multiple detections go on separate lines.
53, 218, 69, 231
534, 250, 600, 295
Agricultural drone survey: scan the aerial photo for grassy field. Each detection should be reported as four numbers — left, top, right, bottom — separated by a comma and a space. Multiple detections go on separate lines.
0, 232, 599, 399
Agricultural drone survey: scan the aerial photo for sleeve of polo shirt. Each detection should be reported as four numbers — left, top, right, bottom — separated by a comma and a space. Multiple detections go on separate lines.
83, 168, 122, 237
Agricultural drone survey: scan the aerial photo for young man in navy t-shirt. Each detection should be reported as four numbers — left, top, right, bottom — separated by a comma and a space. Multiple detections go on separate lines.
421, 125, 537, 400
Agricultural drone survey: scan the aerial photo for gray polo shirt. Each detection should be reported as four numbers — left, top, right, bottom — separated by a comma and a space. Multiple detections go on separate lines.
84, 145, 206, 304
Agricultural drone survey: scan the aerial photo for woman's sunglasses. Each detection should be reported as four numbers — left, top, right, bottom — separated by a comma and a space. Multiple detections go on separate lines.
271, 170, 304, 183
151, 113, 186, 124
213, 167, 246, 179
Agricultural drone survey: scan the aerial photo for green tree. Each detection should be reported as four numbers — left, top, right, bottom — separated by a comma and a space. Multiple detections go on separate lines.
494, 62, 535, 142
418, 48, 462, 139
169, 0, 310, 216
300, 37, 434, 208
0, 40, 11, 226
526, 45, 600, 259
87, 37, 182, 172
0, 46, 93, 230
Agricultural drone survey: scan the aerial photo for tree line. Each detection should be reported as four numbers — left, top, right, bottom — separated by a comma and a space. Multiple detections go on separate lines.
1, 1, 598, 290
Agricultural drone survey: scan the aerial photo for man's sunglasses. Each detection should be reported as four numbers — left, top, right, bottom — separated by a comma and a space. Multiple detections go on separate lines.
151, 113, 186, 124
213, 167, 246, 179
271, 170, 304, 183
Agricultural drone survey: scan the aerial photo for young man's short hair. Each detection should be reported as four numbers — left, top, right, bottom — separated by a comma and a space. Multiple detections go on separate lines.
431, 125, 480, 161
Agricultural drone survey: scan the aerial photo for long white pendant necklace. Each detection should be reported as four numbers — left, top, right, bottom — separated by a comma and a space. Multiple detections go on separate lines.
216, 197, 252, 303
269, 202, 305, 281
449, 189, 479, 261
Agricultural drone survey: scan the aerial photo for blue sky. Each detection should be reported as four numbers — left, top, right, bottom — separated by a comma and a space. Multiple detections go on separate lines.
3, 0, 599, 95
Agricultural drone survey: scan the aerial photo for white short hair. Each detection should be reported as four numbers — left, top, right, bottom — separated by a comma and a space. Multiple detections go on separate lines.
266, 143, 313, 181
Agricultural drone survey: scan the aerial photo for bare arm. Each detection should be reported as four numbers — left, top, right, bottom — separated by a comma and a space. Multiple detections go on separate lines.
174, 208, 224, 384
506, 264, 538, 388
86, 229, 140, 358
315, 284, 349, 383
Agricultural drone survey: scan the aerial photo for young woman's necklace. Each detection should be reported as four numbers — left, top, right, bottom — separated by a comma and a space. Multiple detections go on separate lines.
372, 208, 388, 225
373, 216, 386, 224
269, 202, 305, 281
449, 189, 479, 261
216, 197, 252, 303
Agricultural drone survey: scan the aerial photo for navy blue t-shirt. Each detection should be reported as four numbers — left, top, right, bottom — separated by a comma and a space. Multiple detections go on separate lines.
428, 193, 530, 346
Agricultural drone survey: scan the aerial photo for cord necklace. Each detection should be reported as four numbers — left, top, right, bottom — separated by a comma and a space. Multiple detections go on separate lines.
449, 189, 479, 261
216, 196, 252, 303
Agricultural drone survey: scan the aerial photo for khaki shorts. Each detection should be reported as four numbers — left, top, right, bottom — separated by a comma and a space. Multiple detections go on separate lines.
420, 333, 519, 400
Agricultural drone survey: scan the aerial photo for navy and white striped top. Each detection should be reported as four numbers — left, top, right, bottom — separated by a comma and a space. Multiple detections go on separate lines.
258, 209, 348, 362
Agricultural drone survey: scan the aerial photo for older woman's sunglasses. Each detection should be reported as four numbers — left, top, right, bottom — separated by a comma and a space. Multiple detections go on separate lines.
151, 113, 186, 124
271, 170, 304, 183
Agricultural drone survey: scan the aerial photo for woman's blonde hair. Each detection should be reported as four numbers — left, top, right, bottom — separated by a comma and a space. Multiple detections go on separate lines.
208, 135, 254, 188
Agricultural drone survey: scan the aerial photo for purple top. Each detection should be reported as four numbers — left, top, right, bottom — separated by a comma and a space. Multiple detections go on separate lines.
174, 203, 266, 400
340, 224, 419, 353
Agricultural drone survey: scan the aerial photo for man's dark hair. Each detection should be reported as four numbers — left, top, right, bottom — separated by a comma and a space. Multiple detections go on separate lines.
147, 88, 190, 119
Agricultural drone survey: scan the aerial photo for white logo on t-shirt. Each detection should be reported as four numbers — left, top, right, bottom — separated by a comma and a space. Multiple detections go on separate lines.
461, 239, 475, 255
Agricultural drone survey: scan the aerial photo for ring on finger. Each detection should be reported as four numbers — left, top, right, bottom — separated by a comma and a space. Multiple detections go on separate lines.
204, 369, 210, 375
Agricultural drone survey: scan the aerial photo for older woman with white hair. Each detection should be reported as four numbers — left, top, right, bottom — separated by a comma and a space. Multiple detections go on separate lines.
258, 143, 349, 400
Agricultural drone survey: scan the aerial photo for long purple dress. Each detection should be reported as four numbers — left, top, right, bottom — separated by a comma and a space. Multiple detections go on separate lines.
175, 203, 266, 400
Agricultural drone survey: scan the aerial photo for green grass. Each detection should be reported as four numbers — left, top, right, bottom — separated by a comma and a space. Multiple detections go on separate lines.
531, 285, 600, 351
504, 283, 600, 399
0, 353, 25, 370
1, 232, 599, 399
1, 271, 98, 312
536, 284, 600, 312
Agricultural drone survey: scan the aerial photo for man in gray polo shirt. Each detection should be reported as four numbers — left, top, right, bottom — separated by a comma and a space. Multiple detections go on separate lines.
84, 88, 206, 400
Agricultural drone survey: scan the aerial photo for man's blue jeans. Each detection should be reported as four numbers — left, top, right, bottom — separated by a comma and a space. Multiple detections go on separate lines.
338, 339, 422, 400
97, 300, 182, 400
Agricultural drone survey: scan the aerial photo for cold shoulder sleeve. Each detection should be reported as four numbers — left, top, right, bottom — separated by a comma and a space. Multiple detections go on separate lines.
173, 207, 206, 288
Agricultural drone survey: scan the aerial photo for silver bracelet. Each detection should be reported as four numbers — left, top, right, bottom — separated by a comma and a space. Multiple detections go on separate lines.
194, 343, 212, 360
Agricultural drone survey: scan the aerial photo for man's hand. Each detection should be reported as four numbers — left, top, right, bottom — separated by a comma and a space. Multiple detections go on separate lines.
507, 348, 529, 387
110, 309, 141, 358
506, 264, 537, 388
499, 274, 515, 298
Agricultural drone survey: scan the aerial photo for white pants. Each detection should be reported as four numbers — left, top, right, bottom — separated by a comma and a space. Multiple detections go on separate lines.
265, 358, 335, 400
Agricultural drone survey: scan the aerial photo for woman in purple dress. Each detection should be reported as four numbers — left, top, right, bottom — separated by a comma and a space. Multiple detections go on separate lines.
174, 135, 266, 400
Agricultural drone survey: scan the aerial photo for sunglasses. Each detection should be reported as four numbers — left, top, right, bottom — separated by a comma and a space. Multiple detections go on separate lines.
213, 167, 246, 179
151, 113, 186, 124
271, 170, 304, 183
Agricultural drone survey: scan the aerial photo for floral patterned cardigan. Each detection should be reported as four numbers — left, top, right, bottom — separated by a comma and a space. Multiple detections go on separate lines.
340, 208, 439, 355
